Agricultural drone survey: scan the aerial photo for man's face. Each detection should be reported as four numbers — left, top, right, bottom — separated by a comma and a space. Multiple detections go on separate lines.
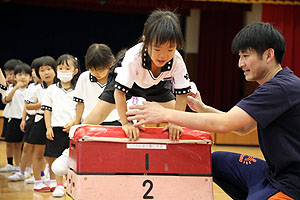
238, 49, 268, 84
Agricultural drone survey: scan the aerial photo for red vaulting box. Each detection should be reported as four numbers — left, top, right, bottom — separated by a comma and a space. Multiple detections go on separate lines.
68, 125, 212, 175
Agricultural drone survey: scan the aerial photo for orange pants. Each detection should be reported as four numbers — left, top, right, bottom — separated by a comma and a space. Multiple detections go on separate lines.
268, 192, 294, 200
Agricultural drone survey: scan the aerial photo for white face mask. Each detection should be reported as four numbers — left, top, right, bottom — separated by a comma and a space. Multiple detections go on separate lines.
57, 72, 73, 83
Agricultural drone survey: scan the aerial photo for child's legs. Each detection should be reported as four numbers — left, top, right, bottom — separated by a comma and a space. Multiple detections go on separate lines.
212, 151, 278, 200
6, 142, 14, 158
52, 153, 69, 176
12, 142, 23, 166
32, 144, 45, 180
45, 156, 56, 180
20, 142, 34, 172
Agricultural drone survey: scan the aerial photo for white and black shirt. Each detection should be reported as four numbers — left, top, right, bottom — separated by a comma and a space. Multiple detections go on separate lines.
114, 43, 191, 95
73, 71, 119, 122
3, 85, 28, 119
42, 83, 76, 127
26, 82, 48, 122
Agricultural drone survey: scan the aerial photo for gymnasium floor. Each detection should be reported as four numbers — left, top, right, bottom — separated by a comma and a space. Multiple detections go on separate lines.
0, 141, 263, 199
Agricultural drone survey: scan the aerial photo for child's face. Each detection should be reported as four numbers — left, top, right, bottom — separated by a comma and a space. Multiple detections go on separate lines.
15, 72, 31, 88
31, 69, 41, 83
39, 65, 56, 85
89, 68, 109, 83
148, 41, 176, 68
4, 70, 15, 84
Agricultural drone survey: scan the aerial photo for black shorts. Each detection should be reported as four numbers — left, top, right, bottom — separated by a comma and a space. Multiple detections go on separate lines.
1, 117, 8, 138
44, 127, 69, 158
99, 61, 175, 104
5, 118, 24, 142
23, 115, 35, 143
27, 116, 47, 145
100, 120, 121, 126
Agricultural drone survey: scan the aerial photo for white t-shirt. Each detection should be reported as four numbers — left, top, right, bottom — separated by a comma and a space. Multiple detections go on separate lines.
3, 85, 27, 119
3, 84, 14, 118
73, 71, 119, 122
115, 43, 191, 94
42, 83, 76, 127
26, 82, 48, 122
24, 82, 37, 116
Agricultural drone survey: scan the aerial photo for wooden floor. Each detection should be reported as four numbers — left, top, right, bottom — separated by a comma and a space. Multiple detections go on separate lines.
0, 141, 263, 200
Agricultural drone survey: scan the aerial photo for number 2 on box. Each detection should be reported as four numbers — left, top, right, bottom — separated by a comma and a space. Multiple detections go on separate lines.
142, 180, 154, 199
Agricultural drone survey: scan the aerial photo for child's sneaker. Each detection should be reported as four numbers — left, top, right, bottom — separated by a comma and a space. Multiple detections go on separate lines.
25, 176, 35, 184
7, 172, 24, 181
0, 164, 15, 172
52, 185, 65, 197
12, 166, 20, 172
33, 180, 50, 192
48, 179, 57, 192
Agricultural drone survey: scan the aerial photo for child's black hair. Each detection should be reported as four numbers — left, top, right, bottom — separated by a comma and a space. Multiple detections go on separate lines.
85, 43, 115, 71
142, 9, 185, 51
4, 59, 23, 71
232, 22, 286, 64
34, 56, 57, 79
14, 63, 32, 76
56, 54, 81, 88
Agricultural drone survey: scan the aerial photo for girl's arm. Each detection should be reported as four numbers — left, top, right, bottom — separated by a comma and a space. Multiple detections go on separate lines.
20, 105, 27, 133
82, 100, 115, 124
0, 68, 6, 86
74, 102, 84, 125
164, 94, 187, 141
114, 89, 140, 140
44, 109, 54, 141
5, 82, 22, 103
25, 102, 41, 110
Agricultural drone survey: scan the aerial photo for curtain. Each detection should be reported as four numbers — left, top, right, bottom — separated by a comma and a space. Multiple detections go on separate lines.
197, 10, 243, 111
262, 4, 300, 77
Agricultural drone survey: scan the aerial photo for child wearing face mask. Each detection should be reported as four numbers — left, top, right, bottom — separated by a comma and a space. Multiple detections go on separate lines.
42, 54, 80, 197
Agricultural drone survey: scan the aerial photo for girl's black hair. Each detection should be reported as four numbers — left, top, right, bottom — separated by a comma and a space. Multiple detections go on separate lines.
56, 54, 81, 88
4, 59, 23, 71
14, 63, 32, 76
142, 9, 185, 51
34, 56, 57, 79
85, 43, 115, 70
232, 22, 286, 64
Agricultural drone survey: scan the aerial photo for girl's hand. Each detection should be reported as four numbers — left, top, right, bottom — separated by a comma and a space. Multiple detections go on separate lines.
163, 123, 184, 141
20, 120, 26, 133
63, 120, 75, 133
122, 122, 141, 141
46, 127, 54, 141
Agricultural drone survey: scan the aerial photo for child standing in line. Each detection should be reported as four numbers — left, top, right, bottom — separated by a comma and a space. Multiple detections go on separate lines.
0, 59, 22, 172
25, 56, 57, 191
51, 43, 121, 179
1, 63, 32, 173
7, 58, 42, 181
83, 10, 191, 141
42, 54, 80, 197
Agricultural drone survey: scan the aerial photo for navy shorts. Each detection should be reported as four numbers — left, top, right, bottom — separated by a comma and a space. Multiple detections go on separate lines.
1, 117, 8, 138
44, 127, 69, 158
27, 116, 47, 145
212, 151, 278, 200
23, 115, 35, 143
5, 118, 24, 142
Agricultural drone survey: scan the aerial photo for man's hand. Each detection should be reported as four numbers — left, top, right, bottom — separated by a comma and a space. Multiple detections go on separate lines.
126, 101, 166, 126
